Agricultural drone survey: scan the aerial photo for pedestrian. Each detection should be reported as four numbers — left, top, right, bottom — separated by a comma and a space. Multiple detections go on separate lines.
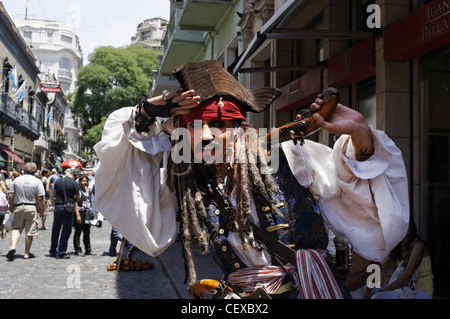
367, 220, 434, 299
73, 175, 95, 256
49, 167, 82, 259
0, 180, 9, 238
108, 227, 120, 257
39, 168, 50, 230
88, 172, 102, 227
5, 170, 19, 191
46, 168, 59, 209
108, 226, 135, 257
6, 162, 45, 261
93, 60, 409, 298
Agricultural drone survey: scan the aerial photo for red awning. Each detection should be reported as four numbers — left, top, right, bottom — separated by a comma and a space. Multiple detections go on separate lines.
0, 144, 24, 164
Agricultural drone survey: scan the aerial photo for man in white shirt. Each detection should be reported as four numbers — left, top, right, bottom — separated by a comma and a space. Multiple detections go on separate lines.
94, 60, 409, 299
7, 162, 45, 260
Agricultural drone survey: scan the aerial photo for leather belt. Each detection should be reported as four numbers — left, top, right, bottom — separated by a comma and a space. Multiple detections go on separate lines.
15, 203, 36, 206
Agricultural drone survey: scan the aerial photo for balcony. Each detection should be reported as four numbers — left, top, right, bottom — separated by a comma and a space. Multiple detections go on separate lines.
34, 134, 48, 152
178, 0, 236, 31
159, 1, 206, 75
0, 93, 41, 141
58, 69, 73, 79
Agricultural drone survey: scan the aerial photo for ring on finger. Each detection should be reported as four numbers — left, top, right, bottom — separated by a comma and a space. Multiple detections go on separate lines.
162, 90, 170, 101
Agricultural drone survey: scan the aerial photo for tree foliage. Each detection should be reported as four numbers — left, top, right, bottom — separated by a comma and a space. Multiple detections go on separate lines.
71, 45, 159, 148
83, 116, 108, 151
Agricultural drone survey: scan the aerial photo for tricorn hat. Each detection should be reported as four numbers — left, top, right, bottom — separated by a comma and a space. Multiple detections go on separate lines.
173, 60, 282, 113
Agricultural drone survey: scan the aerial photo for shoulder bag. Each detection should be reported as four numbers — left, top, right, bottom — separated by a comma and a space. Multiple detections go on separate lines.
62, 177, 76, 213
3, 211, 14, 230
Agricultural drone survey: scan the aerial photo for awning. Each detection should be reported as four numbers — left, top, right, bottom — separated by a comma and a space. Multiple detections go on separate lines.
0, 144, 25, 164
231, 0, 372, 76
231, 0, 301, 76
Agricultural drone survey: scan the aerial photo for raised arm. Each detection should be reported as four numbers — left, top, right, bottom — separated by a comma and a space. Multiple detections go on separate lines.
311, 96, 374, 161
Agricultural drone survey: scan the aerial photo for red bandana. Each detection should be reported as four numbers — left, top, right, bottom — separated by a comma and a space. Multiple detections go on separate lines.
181, 97, 246, 126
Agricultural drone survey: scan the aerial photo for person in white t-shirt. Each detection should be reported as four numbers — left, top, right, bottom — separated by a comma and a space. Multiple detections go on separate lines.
7, 162, 45, 260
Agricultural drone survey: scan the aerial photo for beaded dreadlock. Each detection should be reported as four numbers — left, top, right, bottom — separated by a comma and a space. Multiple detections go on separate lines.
166, 120, 283, 284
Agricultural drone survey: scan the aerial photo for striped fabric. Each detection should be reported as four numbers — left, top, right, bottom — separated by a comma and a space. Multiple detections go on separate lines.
228, 249, 343, 299
229, 264, 296, 295
295, 249, 343, 299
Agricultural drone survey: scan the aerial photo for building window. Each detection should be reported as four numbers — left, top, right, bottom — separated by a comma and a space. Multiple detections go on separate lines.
308, 16, 324, 64
61, 35, 72, 45
28, 87, 34, 115
142, 31, 152, 41
48, 32, 54, 42
23, 31, 32, 41
59, 57, 71, 75
61, 81, 70, 93
3, 58, 13, 93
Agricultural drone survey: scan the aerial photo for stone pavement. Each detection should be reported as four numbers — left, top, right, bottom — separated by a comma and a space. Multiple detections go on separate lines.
0, 212, 223, 299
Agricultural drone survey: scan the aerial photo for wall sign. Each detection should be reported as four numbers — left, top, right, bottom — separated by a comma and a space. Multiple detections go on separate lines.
384, 0, 450, 61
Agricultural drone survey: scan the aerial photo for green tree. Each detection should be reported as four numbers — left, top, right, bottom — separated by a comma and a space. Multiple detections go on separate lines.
83, 116, 108, 150
71, 45, 159, 148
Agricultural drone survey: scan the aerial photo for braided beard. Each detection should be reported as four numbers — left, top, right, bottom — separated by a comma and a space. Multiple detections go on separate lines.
167, 123, 281, 284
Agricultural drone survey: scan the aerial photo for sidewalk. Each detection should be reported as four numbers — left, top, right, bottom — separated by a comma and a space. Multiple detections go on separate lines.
0, 211, 222, 299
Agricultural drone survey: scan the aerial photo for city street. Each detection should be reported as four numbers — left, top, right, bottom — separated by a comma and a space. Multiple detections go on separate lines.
0, 212, 439, 317
0, 212, 223, 300
1, 0, 449, 301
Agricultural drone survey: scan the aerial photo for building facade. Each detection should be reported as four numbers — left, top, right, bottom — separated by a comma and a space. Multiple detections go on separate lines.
131, 17, 168, 51
0, 3, 40, 171
133, 17, 170, 97
154, 0, 450, 297
14, 18, 84, 167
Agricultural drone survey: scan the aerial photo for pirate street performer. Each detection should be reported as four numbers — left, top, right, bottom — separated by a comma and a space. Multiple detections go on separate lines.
94, 60, 409, 299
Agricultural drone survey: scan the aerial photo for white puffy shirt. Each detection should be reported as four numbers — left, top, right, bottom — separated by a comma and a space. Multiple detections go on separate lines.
94, 107, 409, 263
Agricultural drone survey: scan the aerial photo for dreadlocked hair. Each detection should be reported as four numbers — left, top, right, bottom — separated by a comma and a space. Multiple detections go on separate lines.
166, 159, 210, 284
166, 122, 282, 284
232, 123, 282, 250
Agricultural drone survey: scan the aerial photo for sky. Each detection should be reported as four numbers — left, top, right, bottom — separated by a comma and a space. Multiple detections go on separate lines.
2, 0, 171, 64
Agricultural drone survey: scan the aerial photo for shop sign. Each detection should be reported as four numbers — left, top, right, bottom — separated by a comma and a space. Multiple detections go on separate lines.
384, 0, 450, 61
39, 81, 61, 93
275, 69, 322, 112
328, 37, 375, 87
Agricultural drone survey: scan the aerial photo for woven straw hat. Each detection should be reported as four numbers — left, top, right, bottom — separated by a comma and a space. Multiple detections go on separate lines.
173, 60, 281, 113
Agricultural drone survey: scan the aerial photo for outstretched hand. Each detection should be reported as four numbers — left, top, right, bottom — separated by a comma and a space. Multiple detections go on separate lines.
148, 89, 201, 116
310, 95, 366, 136
311, 94, 374, 161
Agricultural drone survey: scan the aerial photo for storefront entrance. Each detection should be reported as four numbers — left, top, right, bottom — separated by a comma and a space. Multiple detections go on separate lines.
421, 47, 450, 298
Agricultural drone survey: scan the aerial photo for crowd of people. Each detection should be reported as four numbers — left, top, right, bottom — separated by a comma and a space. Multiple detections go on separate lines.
0, 163, 118, 261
